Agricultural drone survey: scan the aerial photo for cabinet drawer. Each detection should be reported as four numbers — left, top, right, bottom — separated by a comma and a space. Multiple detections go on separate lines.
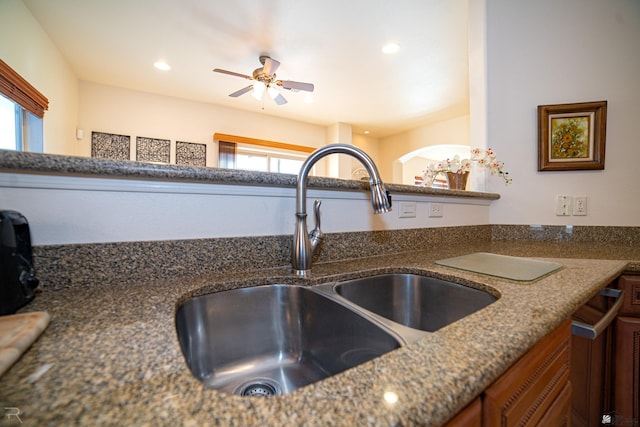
538, 381, 572, 427
618, 275, 640, 316
483, 320, 571, 427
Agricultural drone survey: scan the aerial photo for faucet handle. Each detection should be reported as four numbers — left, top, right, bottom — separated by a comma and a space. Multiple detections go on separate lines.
309, 199, 323, 248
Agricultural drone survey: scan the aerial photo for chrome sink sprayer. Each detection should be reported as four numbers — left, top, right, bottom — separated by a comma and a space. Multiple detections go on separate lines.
292, 144, 392, 275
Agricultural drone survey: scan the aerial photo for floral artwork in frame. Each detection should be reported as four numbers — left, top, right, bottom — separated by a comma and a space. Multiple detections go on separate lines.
538, 101, 607, 171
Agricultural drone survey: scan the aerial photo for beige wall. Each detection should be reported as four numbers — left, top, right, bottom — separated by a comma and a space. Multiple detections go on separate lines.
484, 0, 640, 226
402, 156, 428, 185
0, 0, 79, 155
78, 79, 464, 184
351, 133, 382, 179
77, 81, 328, 169
378, 115, 470, 183
352, 133, 380, 162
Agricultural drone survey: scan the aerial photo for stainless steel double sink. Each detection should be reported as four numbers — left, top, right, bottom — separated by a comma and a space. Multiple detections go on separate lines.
175, 273, 497, 397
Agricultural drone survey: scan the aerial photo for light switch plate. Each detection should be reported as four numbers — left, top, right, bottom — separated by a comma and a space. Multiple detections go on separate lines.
398, 202, 416, 218
556, 195, 571, 216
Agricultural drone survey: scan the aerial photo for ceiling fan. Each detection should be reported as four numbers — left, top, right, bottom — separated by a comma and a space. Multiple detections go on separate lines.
213, 55, 314, 105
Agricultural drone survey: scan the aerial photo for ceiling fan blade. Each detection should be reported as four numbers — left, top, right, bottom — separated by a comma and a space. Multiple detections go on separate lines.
262, 57, 280, 76
277, 80, 314, 92
272, 92, 288, 105
229, 85, 253, 97
213, 68, 252, 80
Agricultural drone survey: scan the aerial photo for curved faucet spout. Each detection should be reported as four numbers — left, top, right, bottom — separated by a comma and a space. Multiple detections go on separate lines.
292, 144, 392, 275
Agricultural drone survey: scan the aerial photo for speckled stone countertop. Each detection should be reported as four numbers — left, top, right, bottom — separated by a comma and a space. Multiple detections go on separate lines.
1, 241, 636, 426
0, 150, 500, 199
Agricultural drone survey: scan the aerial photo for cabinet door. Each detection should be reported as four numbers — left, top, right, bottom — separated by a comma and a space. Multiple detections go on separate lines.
618, 275, 640, 316
571, 290, 614, 426
483, 320, 571, 427
444, 397, 481, 427
538, 381, 572, 427
613, 316, 640, 424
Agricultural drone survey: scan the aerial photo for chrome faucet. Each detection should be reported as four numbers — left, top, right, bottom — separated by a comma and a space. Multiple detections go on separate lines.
292, 144, 392, 275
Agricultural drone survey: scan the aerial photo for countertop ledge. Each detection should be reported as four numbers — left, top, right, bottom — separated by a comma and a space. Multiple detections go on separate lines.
0, 150, 500, 200
0, 244, 632, 426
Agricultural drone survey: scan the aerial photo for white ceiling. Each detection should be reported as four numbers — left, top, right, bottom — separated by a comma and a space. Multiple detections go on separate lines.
23, 0, 470, 138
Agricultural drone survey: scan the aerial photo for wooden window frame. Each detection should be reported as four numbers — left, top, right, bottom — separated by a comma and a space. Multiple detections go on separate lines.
0, 59, 49, 118
213, 133, 315, 154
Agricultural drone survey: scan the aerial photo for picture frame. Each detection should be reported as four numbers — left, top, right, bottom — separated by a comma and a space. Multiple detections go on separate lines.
537, 100, 607, 171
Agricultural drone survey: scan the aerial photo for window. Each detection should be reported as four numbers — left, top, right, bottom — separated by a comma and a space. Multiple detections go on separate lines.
270, 156, 305, 175
0, 93, 43, 152
235, 145, 306, 174
236, 149, 267, 172
215, 133, 315, 175
0, 94, 18, 150
0, 60, 48, 152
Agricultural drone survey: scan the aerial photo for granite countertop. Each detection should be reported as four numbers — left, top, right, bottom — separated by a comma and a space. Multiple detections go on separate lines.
0, 150, 500, 200
1, 241, 635, 426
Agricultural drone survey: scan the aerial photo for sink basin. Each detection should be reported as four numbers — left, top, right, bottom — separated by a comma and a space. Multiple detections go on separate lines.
332, 274, 497, 332
175, 284, 401, 396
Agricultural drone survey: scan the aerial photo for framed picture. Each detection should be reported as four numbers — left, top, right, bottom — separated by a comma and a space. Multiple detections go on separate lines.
537, 101, 607, 171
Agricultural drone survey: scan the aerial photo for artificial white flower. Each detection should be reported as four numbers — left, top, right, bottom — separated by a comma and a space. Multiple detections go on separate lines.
421, 148, 512, 186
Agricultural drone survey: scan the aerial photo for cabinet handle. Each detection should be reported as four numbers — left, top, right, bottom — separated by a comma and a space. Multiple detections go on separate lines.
571, 288, 623, 340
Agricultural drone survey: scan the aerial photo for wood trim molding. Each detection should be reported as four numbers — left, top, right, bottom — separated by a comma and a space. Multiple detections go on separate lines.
213, 133, 316, 154
0, 60, 49, 118
483, 320, 572, 426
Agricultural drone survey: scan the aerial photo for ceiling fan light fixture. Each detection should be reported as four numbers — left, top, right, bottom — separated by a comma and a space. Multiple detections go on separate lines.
267, 85, 279, 100
252, 81, 266, 100
214, 56, 314, 106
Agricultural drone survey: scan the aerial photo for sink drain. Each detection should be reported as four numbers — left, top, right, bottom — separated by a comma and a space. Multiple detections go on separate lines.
241, 383, 277, 397
236, 379, 281, 397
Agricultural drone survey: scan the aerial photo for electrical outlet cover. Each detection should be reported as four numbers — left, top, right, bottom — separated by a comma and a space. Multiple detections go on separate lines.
429, 203, 443, 218
573, 196, 587, 216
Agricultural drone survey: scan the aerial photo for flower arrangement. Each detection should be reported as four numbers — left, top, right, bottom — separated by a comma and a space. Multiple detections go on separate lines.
422, 148, 512, 187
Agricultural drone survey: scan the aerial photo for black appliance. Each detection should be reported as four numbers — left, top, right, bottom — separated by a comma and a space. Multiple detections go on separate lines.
0, 210, 39, 315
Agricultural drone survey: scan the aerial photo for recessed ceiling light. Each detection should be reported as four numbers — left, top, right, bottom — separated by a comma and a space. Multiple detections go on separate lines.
153, 61, 171, 71
364, 130, 370, 135
382, 42, 400, 54
304, 94, 314, 104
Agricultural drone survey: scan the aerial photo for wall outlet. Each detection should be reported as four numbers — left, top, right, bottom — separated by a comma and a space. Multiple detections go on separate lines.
573, 196, 587, 216
398, 201, 417, 218
556, 195, 572, 216
429, 202, 443, 218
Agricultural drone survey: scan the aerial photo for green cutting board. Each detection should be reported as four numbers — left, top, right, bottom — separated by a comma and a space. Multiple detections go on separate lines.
435, 252, 563, 281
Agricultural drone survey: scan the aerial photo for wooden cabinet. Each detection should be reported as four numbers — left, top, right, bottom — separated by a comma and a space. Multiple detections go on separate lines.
444, 320, 572, 426
444, 272, 640, 427
482, 319, 572, 426
618, 274, 640, 316
612, 275, 640, 424
537, 382, 572, 427
571, 288, 614, 426
444, 397, 481, 427
613, 316, 640, 424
